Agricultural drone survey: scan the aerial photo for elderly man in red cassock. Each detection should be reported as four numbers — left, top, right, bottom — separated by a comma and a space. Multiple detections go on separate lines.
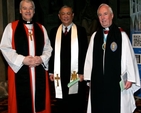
0, 0, 52, 113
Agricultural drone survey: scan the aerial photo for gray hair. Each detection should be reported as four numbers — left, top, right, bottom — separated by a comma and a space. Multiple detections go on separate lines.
97, 3, 113, 15
19, 0, 35, 10
58, 5, 73, 14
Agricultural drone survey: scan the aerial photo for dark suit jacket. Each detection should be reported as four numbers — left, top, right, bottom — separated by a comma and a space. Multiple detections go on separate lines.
48, 23, 88, 113
49, 24, 88, 75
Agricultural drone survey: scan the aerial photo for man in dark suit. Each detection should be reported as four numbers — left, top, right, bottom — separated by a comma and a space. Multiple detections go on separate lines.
49, 5, 88, 113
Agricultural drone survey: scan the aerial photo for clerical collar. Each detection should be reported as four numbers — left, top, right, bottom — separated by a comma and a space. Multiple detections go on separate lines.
22, 19, 33, 24
104, 28, 109, 31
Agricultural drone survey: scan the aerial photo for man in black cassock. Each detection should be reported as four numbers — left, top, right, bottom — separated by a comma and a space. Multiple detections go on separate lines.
84, 3, 140, 113
49, 5, 88, 113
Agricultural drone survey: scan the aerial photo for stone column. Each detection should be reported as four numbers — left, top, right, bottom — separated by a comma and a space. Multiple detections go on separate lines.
0, 0, 3, 34
0, 0, 15, 82
7, 0, 15, 23
0, 0, 6, 82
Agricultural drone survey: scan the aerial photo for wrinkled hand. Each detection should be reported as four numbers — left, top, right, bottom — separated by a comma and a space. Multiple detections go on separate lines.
34, 56, 42, 66
49, 74, 54, 81
124, 81, 132, 89
23, 56, 42, 67
23, 56, 35, 67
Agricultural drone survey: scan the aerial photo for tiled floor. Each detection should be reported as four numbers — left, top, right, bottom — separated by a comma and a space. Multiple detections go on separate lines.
1, 82, 141, 113
0, 97, 7, 113
134, 97, 141, 113
0, 97, 141, 113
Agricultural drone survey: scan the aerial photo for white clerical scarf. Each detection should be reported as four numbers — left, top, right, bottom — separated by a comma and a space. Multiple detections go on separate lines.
54, 23, 78, 98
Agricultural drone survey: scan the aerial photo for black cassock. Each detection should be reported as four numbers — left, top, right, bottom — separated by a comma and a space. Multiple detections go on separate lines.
49, 24, 88, 113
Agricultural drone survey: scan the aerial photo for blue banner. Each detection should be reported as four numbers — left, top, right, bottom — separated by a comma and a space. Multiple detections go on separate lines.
130, 0, 141, 98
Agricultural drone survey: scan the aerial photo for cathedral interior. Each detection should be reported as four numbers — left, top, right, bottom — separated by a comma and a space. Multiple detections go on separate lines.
0, 0, 141, 113
0, 0, 131, 80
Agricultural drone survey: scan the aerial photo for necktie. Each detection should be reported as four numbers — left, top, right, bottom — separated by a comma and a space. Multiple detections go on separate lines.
64, 27, 68, 35
104, 30, 109, 34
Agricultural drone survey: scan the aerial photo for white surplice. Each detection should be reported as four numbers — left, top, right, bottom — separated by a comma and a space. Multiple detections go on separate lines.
0, 23, 52, 113
84, 31, 141, 113
0, 23, 52, 72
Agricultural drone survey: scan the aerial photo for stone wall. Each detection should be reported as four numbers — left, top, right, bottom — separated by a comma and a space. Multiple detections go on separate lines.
0, 0, 6, 82
0, 0, 130, 82
0, 0, 15, 82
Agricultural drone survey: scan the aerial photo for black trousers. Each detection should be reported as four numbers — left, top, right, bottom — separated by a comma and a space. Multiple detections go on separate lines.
54, 81, 88, 113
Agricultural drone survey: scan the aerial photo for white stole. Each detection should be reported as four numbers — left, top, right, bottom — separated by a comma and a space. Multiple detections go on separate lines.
54, 23, 79, 98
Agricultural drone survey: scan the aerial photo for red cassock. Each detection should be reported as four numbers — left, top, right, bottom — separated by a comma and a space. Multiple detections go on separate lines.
7, 20, 51, 113
8, 67, 51, 113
